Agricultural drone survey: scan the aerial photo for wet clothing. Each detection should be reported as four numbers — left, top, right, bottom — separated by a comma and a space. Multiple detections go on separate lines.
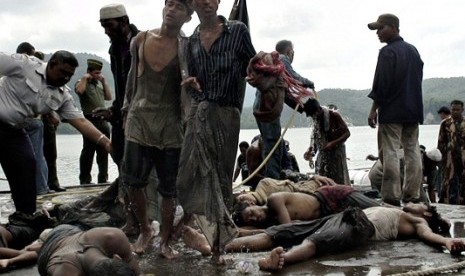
177, 16, 256, 250
122, 31, 183, 199
37, 224, 107, 276
0, 53, 83, 214
313, 185, 381, 217
250, 178, 320, 206
265, 207, 375, 254
5, 224, 40, 250
368, 36, 424, 204
76, 79, 110, 184
438, 116, 465, 204
312, 107, 350, 185
363, 207, 402, 241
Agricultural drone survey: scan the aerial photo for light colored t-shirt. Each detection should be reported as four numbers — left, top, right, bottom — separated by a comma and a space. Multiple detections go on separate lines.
0, 53, 82, 127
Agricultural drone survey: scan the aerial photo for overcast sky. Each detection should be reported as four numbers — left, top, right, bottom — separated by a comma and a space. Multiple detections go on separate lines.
2, 0, 464, 90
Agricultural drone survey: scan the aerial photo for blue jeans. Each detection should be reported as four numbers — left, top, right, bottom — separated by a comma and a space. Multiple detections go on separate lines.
25, 119, 49, 195
254, 91, 283, 180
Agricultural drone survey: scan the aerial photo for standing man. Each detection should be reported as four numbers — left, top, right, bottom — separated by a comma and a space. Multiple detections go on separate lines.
303, 98, 351, 185
121, 0, 192, 256
0, 51, 112, 215
252, 40, 315, 179
75, 59, 112, 184
15, 42, 50, 195
367, 13, 424, 206
437, 100, 465, 204
87, 4, 139, 230
178, 0, 256, 264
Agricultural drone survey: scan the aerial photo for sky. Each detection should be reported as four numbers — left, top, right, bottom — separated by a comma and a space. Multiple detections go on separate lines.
1, 0, 465, 90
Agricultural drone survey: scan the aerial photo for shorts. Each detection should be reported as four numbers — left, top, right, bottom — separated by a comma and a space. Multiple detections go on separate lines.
122, 141, 180, 198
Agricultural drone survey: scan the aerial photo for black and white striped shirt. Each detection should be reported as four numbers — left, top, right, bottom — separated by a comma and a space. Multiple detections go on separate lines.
188, 15, 256, 109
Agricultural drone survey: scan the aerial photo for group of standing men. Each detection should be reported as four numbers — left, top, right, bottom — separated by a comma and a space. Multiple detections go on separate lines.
2, 1, 464, 274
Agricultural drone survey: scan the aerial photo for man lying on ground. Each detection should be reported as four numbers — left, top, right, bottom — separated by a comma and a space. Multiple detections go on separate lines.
226, 203, 460, 271
37, 224, 140, 276
235, 175, 336, 206
232, 184, 381, 229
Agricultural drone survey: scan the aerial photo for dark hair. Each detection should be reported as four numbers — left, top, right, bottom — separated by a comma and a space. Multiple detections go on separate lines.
49, 50, 79, 68
450, 100, 464, 108
89, 259, 136, 276
425, 206, 450, 235
16, 42, 35, 55
239, 141, 249, 149
437, 106, 451, 115
165, 0, 194, 16
275, 40, 293, 54
232, 202, 249, 227
303, 98, 321, 117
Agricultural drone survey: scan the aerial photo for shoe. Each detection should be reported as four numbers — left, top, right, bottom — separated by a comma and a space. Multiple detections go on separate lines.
50, 186, 66, 192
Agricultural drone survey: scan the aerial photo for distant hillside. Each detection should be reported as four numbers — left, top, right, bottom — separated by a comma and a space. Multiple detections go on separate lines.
48, 52, 465, 131
240, 77, 465, 128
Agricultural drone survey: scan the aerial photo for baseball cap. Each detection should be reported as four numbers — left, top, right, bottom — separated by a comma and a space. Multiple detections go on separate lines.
368, 13, 399, 30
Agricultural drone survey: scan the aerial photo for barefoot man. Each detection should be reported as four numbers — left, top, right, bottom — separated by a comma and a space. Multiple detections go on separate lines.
226, 203, 464, 271
177, 0, 256, 264
121, 0, 192, 256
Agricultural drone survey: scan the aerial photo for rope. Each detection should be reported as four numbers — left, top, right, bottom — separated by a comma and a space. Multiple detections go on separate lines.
233, 103, 300, 190
389, 259, 465, 276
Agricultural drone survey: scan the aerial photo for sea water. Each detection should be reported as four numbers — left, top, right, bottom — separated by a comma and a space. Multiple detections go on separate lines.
0, 125, 440, 191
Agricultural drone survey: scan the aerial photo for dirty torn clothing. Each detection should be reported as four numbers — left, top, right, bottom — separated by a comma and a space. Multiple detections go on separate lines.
265, 207, 375, 254
363, 206, 402, 241
177, 101, 240, 249
313, 185, 381, 217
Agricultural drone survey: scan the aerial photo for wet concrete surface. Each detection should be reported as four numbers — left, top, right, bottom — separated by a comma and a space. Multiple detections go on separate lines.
2, 190, 465, 275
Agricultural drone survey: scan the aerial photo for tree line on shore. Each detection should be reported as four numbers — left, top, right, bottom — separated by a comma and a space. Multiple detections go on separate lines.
55, 53, 465, 133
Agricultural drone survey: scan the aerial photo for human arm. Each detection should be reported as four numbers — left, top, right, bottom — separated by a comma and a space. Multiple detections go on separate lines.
399, 213, 465, 255
68, 118, 112, 153
323, 112, 350, 151
98, 74, 113, 101
312, 175, 337, 186
74, 74, 91, 95
368, 101, 379, 128
280, 55, 314, 88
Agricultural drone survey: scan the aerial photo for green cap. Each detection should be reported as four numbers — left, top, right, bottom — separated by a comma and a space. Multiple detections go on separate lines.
368, 13, 399, 30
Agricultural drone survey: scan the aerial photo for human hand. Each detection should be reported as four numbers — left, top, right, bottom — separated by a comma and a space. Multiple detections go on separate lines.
312, 175, 337, 186
445, 239, 465, 255
368, 110, 378, 128
92, 107, 112, 120
365, 154, 378, 161
181, 76, 202, 93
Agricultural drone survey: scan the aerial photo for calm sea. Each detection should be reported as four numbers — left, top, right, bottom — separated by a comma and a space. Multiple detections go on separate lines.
0, 125, 440, 191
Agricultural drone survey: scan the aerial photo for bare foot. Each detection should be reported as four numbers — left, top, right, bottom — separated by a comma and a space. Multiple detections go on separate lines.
258, 247, 285, 271
133, 228, 155, 254
160, 243, 180, 259
182, 226, 211, 256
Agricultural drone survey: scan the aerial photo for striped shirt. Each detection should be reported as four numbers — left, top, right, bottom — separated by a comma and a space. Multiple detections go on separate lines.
187, 15, 256, 109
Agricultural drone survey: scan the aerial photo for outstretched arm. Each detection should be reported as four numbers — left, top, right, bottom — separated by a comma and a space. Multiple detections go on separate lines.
400, 214, 465, 255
